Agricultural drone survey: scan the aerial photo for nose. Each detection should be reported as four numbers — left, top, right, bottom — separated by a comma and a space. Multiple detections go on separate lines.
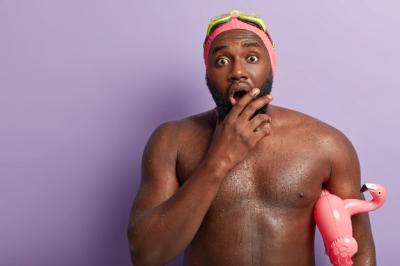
228, 59, 248, 82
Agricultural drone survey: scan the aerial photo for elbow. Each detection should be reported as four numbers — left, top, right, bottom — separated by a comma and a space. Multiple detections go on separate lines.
128, 225, 148, 265
129, 249, 153, 266
128, 245, 154, 266
129, 245, 162, 266
127, 226, 162, 266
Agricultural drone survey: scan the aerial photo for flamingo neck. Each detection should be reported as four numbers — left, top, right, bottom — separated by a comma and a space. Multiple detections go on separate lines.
345, 195, 383, 216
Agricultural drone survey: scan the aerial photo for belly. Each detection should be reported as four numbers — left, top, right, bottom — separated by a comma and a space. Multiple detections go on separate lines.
184, 199, 316, 266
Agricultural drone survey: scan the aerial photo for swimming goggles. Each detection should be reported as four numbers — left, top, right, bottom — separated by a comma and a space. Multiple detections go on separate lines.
206, 10, 275, 48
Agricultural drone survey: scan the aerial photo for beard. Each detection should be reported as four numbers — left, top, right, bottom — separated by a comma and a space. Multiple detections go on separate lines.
206, 70, 273, 122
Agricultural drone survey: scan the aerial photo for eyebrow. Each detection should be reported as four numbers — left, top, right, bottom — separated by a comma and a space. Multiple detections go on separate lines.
212, 45, 228, 55
212, 41, 262, 55
242, 41, 262, 48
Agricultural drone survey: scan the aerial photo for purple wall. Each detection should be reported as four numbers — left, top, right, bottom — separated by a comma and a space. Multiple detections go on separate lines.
0, 1, 398, 265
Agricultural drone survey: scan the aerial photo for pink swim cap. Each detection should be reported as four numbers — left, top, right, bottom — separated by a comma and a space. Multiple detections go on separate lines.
203, 15, 276, 77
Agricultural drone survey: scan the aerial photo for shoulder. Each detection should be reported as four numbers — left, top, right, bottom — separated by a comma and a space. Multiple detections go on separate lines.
142, 120, 180, 164
273, 105, 357, 158
145, 109, 216, 153
176, 109, 216, 132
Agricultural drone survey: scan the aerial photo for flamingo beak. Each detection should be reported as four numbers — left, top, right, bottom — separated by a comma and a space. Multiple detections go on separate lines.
360, 183, 377, 192
360, 185, 368, 192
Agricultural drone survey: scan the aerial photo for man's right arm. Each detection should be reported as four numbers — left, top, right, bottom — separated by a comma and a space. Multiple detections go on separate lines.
128, 88, 272, 265
128, 121, 232, 265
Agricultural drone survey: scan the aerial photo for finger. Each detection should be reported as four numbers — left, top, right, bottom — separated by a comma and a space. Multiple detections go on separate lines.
253, 122, 271, 137
228, 88, 260, 119
248, 114, 271, 131
239, 94, 273, 121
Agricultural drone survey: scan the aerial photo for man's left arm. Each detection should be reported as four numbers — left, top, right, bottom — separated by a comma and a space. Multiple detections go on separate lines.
324, 129, 376, 266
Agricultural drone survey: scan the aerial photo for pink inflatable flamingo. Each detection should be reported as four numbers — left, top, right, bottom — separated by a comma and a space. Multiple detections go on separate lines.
314, 183, 386, 266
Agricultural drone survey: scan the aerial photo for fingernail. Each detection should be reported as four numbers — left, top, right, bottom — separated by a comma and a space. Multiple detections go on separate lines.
251, 88, 260, 96
267, 94, 273, 100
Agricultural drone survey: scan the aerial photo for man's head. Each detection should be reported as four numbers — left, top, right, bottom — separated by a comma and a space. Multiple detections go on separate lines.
203, 11, 276, 121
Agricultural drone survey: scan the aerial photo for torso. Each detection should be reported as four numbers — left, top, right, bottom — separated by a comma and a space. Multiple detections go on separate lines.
175, 105, 333, 265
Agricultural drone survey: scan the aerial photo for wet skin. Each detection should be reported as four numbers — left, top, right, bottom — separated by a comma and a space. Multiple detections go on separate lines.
128, 30, 376, 265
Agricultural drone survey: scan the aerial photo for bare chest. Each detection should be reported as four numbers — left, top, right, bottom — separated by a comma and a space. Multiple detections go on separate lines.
176, 128, 330, 209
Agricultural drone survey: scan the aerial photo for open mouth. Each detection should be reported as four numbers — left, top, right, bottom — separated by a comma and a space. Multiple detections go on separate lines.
229, 88, 250, 105
233, 90, 247, 101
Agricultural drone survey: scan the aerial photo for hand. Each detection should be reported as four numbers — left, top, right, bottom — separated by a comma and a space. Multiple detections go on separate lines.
206, 88, 273, 172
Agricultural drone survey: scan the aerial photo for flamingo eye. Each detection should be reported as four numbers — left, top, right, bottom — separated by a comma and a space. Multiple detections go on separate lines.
378, 191, 382, 195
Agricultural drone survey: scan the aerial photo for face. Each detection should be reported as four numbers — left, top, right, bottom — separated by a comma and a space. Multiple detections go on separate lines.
206, 29, 273, 121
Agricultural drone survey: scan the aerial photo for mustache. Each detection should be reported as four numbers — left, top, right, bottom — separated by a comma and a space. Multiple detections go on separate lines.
206, 70, 273, 121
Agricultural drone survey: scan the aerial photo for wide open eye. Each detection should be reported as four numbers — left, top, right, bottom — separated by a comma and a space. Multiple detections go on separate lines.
247, 55, 259, 63
217, 57, 230, 66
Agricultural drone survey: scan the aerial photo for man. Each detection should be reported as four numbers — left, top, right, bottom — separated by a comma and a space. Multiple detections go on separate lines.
128, 10, 376, 265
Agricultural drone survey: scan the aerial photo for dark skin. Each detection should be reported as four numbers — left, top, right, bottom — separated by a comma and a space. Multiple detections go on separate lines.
128, 29, 376, 265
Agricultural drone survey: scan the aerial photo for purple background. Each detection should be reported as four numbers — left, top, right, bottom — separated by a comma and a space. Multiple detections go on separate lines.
0, 1, 398, 265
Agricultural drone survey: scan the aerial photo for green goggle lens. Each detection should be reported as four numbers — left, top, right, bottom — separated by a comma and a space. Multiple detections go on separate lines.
206, 12, 267, 36
205, 11, 275, 48
206, 16, 231, 36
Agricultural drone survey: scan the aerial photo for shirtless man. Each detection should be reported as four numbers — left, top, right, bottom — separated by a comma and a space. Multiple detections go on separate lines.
128, 10, 376, 265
